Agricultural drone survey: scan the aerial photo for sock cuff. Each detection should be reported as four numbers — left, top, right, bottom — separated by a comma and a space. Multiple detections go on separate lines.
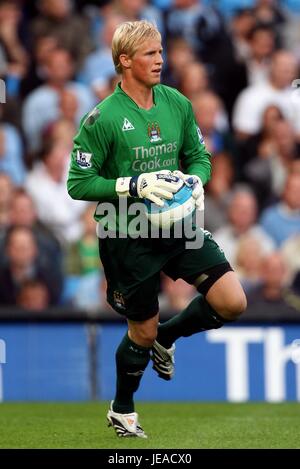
212, 308, 236, 324
125, 333, 152, 354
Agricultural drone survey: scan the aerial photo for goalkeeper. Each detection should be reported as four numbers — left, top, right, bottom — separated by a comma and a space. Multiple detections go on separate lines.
67, 20, 247, 438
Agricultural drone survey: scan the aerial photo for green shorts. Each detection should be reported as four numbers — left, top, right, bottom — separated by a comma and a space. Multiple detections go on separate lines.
99, 229, 231, 321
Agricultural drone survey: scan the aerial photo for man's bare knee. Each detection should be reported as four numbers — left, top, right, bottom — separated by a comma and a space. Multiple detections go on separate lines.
206, 271, 247, 321
130, 329, 157, 347
128, 315, 158, 347
218, 293, 247, 320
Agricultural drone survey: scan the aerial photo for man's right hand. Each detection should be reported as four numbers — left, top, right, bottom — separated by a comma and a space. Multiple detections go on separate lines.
116, 170, 183, 207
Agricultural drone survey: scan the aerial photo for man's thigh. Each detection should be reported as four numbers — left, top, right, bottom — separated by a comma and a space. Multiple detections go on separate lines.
99, 236, 184, 320
163, 230, 233, 295
99, 237, 161, 320
106, 272, 161, 321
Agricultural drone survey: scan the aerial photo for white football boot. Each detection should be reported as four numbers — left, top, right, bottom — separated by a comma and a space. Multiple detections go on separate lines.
107, 401, 147, 438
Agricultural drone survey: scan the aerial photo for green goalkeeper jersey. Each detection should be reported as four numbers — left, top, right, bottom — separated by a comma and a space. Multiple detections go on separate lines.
67, 83, 211, 229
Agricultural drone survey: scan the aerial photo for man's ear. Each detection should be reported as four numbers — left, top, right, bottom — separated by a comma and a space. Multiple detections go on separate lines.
119, 54, 131, 69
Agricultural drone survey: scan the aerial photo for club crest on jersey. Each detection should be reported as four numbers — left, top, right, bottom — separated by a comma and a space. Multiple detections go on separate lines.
113, 291, 125, 310
148, 122, 161, 143
76, 150, 92, 169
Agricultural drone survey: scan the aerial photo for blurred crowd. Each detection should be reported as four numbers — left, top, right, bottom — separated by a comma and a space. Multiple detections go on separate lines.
0, 0, 300, 316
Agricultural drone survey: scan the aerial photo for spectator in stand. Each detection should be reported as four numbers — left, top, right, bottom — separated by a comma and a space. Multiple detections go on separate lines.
20, 34, 59, 99
0, 226, 62, 306
213, 185, 275, 267
57, 89, 79, 124
245, 24, 275, 86
25, 140, 88, 245
0, 172, 13, 231
260, 172, 300, 247
192, 91, 229, 155
292, 270, 300, 296
233, 50, 299, 140
289, 159, 300, 175
281, 234, 300, 286
43, 118, 76, 152
217, 1, 253, 17
178, 61, 209, 101
30, 0, 93, 71
105, 74, 121, 97
204, 152, 235, 233
246, 252, 300, 316
202, 7, 251, 118
268, 119, 299, 191
62, 203, 99, 307
229, 8, 256, 63
72, 268, 110, 312
0, 105, 25, 186
271, 119, 300, 178
3, 188, 63, 276
77, 0, 114, 48
41, 89, 79, 152
16, 279, 50, 312
218, 0, 286, 25
161, 36, 196, 89
159, 275, 196, 313
237, 104, 283, 173
78, 13, 124, 101
254, 0, 286, 43
22, 48, 95, 152
60, 195, 108, 312
113, 0, 164, 37
244, 119, 300, 208
284, 5, 300, 63
219, 20, 275, 93
0, 0, 28, 98
65, 203, 99, 276
235, 234, 265, 293
166, 0, 229, 62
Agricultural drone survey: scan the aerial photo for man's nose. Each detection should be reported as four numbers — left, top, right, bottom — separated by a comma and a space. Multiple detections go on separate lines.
156, 53, 163, 65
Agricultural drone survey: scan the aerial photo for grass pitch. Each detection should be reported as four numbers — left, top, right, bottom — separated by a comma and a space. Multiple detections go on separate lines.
0, 402, 299, 449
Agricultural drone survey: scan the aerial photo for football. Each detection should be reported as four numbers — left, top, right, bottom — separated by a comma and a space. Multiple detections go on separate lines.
144, 183, 196, 229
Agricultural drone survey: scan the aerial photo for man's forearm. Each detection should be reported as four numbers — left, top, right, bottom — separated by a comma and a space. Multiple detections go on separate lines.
67, 174, 117, 201
184, 155, 212, 186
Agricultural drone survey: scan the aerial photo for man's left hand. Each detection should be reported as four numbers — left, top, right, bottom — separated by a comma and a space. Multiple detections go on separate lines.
173, 170, 204, 210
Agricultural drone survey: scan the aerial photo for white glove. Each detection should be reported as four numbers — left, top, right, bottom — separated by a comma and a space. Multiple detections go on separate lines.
173, 170, 204, 210
116, 170, 183, 207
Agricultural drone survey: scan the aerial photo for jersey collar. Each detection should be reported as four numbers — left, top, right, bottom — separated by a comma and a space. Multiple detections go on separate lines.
114, 82, 158, 110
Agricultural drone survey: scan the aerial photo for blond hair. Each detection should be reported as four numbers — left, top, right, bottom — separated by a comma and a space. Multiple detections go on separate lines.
112, 20, 161, 74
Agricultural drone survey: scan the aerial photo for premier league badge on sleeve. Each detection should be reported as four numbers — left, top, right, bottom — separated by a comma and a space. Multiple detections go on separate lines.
196, 126, 205, 144
76, 150, 93, 168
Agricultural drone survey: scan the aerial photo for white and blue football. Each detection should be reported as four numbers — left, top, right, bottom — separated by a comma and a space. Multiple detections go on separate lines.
144, 183, 196, 229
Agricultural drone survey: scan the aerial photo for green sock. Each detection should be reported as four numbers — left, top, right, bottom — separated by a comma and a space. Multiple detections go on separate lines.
113, 333, 151, 414
157, 295, 227, 349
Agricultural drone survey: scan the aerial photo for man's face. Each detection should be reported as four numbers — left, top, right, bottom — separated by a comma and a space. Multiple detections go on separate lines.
271, 52, 297, 89
45, 50, 73, 84
7, 229, 37, 268
127, 39, 163, 88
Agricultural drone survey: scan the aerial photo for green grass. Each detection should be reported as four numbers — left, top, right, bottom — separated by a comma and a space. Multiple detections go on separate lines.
0, 402, 299, 449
